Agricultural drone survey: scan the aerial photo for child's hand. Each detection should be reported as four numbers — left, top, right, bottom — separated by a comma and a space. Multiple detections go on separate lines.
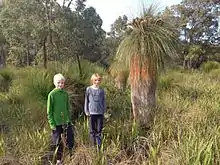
104, 112, 111, 119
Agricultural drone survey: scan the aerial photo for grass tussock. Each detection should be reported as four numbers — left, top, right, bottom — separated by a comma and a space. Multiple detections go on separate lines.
200, 61, 220, 73
0, 62, 220, 164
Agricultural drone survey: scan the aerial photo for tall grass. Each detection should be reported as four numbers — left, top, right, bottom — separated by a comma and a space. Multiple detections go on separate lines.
152, 69, 220, 165
0, 68, 14, 92
0, 63, 220, 164
200, 61, 220, 73
0, 136, 5, 157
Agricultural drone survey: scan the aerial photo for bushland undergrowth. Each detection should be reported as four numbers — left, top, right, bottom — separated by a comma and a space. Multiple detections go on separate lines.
0, 61, 220, 165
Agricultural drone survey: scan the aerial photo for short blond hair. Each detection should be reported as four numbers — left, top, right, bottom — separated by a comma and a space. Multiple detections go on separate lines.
90, 73, 101, 84
53, 73, 65, 84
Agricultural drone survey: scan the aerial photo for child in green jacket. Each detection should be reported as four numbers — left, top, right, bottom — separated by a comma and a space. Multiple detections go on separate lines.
47, 73, 74, 165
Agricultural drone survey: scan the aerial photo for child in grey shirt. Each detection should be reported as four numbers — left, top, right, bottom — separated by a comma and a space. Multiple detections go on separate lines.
84, 73, 106, 149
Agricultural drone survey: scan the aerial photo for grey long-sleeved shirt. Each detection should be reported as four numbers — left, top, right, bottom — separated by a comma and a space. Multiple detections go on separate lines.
84, 86, 106, 115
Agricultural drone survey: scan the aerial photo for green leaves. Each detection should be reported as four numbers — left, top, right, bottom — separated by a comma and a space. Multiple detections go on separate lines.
165, 0, 219, 44
0, 0, 45, 66
0, 0, 107, 67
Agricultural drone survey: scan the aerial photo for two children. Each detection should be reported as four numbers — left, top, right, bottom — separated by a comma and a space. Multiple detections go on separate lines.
47, 73, 105, 164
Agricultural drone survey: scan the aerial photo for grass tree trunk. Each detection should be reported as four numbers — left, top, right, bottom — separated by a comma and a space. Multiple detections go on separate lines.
130, 55, 156, 126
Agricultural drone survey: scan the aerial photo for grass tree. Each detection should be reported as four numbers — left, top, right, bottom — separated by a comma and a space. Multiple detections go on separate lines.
112, 5, 178, 126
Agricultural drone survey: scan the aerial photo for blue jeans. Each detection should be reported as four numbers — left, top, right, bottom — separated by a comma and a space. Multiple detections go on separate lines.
89, 114, 104, 147
51, 124, 74, 160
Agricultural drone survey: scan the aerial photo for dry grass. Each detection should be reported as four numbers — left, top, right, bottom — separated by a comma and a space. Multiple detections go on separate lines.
0, 65, 220, 165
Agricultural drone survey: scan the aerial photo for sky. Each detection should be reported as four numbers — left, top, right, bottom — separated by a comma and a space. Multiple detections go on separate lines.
58, 0, 183, 32
85, 0, 182, 31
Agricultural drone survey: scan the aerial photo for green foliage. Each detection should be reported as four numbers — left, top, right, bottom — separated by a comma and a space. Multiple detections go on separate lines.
0, 136, 5, 157
2, 60, 106, 107
46, 60, 106, 84
165, 0, 219, 44
0, 68, 13, 92
103, 14, 131, 66
0, 66, 220, 164
105, 87, 131, 119
2, 127, 50, 164
2, 68, 52, 106
154, 70, 220, 164
208, 68, 220, 81
78, 60, 106, 83
201, 61, 220, 73
185, 45, 204, 61
0, 0, 220, 164
23, 68, 54, 103
0, 0, 108, 68
113, 5, 178, 72
158, 74, 175, 91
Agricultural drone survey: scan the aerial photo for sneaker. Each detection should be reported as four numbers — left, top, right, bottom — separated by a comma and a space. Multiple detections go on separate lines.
56, 160, 62, 165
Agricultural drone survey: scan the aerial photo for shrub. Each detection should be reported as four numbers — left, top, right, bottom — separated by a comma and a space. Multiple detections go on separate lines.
46, 60, 106, 84
23, 68, 54, 104
0, 136, 5, 157
0, 69, 14, 92
1, 64, 220, 165
208, 68, 220, 80
201, 61, 220, 73
158, 75, 175, 91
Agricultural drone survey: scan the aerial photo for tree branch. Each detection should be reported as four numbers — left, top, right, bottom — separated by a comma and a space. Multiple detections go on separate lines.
67, 0, 73, 8
62, 0, 66, 7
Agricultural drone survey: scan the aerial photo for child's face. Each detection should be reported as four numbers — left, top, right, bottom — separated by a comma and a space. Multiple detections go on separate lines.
93, 78, 101, 86
54, 79, 65, 89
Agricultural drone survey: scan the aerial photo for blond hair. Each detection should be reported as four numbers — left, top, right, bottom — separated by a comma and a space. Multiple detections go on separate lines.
90, 73, 101, 84
53, 73, 65, 84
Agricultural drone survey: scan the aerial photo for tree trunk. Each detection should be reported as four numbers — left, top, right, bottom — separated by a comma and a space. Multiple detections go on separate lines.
0, 45, 5, 67
26, 49, 30, 66
43, 36, 47, 69
26, 36, 30, 66
54, 42, 60, 61
183, 58, 186, 69
129, 55, 156, 127
2, 45, 6, 67
75, 53, 82, 78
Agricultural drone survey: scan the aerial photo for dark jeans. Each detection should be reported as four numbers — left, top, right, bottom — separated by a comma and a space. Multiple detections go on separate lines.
51, 124, 74, 160
89, 114, 104, 147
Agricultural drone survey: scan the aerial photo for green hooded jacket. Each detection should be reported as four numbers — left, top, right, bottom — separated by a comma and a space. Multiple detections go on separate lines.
47, 88, 71, 129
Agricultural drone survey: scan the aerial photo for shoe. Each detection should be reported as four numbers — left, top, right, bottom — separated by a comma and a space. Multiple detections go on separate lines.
96, 136, 102, 149
56, 160, 62, 165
